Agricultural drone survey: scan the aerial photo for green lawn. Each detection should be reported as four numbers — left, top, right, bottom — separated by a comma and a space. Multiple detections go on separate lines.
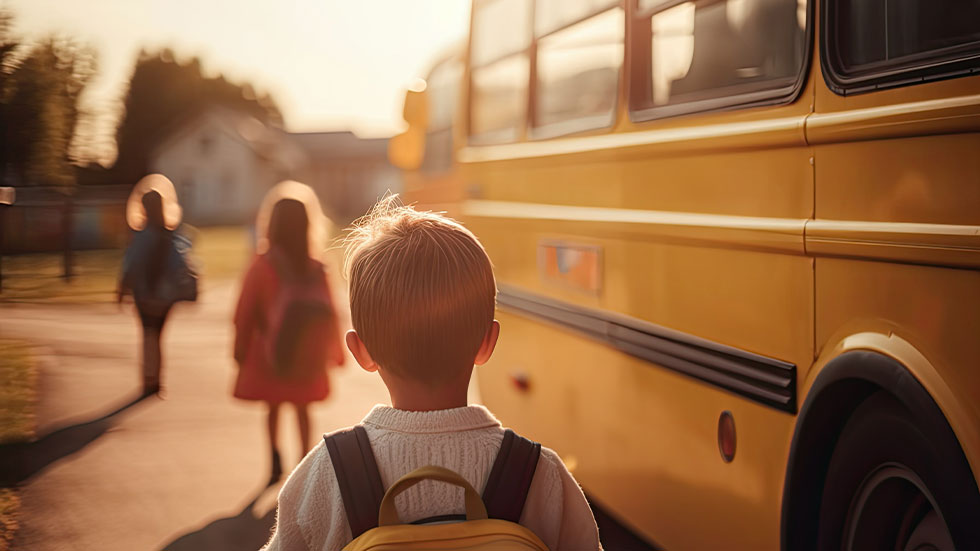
0, 248, 122, 304
0, 339, 38, 445
178, 225, 253, 289
0, 226, 254, 304
0, 340, 37, 551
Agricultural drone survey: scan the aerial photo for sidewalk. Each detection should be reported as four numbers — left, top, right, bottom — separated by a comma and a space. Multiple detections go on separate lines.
0, 282, 389, 551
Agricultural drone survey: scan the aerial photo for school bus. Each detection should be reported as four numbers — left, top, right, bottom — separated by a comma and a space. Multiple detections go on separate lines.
389, 1, 980, 549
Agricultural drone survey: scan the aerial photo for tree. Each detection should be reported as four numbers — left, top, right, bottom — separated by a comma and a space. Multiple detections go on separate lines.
0, 10, 96, 187
0, 10, 22, 185
112, 50, 282, 185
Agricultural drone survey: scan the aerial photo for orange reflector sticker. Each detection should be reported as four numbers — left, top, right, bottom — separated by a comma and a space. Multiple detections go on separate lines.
538, 241, 602, 295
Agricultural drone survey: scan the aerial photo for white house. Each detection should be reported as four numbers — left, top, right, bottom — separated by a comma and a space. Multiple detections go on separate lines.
148, 107, 401, 226
148, 106, 306, 226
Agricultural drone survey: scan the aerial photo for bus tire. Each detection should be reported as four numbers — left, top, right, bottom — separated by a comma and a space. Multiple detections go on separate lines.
816, 391, 979, 551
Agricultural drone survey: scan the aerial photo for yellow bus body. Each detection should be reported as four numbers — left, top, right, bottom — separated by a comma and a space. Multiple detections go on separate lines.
395, 1, 980, 548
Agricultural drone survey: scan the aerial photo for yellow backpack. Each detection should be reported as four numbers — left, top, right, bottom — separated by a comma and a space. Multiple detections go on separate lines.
325, 427, 549, 551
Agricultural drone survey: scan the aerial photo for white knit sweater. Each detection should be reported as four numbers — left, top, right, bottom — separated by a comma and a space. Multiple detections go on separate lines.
261, 404, 601, 551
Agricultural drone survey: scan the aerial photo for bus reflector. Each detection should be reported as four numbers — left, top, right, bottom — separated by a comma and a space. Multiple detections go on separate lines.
510, 371, 530, 392
718, 411, 736, 463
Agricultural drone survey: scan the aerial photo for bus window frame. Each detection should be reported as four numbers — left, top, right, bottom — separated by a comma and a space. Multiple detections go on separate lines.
821, 0, 980, 96
467, 0, 535, 146
529, 2, 626, 141
422, 55, 463, 174
627, 0, 813, 124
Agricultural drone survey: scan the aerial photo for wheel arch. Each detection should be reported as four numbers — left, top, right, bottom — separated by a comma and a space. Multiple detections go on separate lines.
780, 344, 980, 551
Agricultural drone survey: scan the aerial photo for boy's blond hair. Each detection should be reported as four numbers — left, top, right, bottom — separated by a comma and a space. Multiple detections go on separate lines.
344, 196, 496, 385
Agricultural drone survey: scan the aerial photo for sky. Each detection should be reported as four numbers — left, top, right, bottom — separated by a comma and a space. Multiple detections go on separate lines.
4, 0, 471, 164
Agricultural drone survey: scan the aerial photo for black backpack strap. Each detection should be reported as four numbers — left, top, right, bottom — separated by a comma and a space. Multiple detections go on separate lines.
324, 425, 385, 539
483, 429, 542, 522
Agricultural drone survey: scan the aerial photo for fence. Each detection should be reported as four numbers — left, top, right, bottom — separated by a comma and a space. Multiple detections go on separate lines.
0, 185, 130, 254
0, 185, 130, 289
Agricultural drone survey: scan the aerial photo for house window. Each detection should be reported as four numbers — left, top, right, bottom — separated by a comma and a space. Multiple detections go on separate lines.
199, 135, 213, 156
222, 171, 237, 208
181, 177, 195, 210
222, 171, 236, 195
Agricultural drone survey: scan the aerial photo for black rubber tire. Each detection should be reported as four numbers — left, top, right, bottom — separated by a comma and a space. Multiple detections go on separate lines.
817, 391, 980, 551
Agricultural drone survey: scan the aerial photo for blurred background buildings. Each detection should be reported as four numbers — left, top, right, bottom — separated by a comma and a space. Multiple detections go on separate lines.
0, 1, 466, 254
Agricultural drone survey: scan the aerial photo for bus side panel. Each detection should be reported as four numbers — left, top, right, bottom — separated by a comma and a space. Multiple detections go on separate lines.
814, 258, 980, 467
813, 130, 980, 481
815, 134, 980, 227
470, 210, 812, 550
480, 310, 797, 550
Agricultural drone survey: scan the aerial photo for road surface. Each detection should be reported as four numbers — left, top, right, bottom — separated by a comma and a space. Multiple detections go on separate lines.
0, 281, 389, 551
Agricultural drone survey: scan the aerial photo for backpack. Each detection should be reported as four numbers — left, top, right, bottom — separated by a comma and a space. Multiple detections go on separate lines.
265, 258, 337, 380
157, 230, 198, 304
122, 228, 197, 315
325, 426, 550, 551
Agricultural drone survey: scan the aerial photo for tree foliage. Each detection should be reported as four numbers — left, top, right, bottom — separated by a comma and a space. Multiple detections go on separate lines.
0, 11, 96, 188
112, 50, 282, 185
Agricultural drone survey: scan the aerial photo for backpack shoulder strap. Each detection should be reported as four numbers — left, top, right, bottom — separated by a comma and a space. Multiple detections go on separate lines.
483, 429, 542, 522
324, 425, 385, 539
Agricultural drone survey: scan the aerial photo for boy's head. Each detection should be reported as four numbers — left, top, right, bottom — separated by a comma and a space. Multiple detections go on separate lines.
344, 197, 497, 387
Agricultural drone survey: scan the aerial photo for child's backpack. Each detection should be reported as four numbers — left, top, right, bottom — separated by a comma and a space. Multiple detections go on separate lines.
157, 230, 198, 304
265, 259, 339, 380
325, 427, 550, 551
121, 227, 198, 315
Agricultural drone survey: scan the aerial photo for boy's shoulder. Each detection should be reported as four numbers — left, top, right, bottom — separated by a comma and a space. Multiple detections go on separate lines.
300, 418, 575, 491
278, 424, 597, 550
315, 422, 566, 467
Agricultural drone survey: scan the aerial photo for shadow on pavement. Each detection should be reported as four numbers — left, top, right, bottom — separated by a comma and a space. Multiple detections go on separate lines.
160, 488, 277, 551
0, 392, 153, 486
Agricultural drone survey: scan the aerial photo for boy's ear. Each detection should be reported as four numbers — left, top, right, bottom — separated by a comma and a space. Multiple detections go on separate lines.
474, 320, 500, 366
346, 330, 378, 373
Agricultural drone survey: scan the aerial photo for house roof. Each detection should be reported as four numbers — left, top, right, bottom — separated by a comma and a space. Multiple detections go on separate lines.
147, 105, 393, 175
288, 131, 389, 161
149, 105, 308, 172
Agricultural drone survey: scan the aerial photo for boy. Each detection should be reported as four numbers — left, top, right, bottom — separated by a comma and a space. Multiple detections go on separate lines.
262, 198, 601, 550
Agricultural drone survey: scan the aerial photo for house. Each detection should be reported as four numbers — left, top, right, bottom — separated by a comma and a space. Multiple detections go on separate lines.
148, 106, 306, 226
147, 106, 401, 227
291, 131, 401, 223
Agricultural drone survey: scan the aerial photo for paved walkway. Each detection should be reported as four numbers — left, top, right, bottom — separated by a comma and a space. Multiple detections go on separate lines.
0, 282, 389, 551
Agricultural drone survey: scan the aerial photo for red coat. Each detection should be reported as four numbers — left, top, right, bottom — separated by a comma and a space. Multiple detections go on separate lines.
233, 253, 344, 403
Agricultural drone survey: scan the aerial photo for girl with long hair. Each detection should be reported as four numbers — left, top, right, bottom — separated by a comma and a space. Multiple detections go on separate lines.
118, 174, 195, 397
233, 182, 344, 484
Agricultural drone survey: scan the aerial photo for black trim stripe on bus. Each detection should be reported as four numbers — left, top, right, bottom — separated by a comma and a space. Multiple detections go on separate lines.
497, 285, 797, 413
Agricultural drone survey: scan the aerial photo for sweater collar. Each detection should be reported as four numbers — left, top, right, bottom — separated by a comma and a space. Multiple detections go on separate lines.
362, 404, 501, 434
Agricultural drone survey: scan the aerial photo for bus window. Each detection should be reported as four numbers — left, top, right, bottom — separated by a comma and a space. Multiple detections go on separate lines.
630, 0, 807, 120
825, 0, 980, 92
422, 58, 462, 173
534, 4, 624, 136
470, 0, 532, 143
536, 0, 619, 36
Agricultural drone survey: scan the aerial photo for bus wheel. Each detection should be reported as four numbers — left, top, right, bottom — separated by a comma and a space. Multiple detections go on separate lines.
817, 391, 970, 551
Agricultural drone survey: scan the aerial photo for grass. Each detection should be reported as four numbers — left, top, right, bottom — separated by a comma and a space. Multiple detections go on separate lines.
0, 227, 254, 548
0, 226, 253, 304
0, 249, 123, 304
0, 339, 38, 551
0, 340, 38, 445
